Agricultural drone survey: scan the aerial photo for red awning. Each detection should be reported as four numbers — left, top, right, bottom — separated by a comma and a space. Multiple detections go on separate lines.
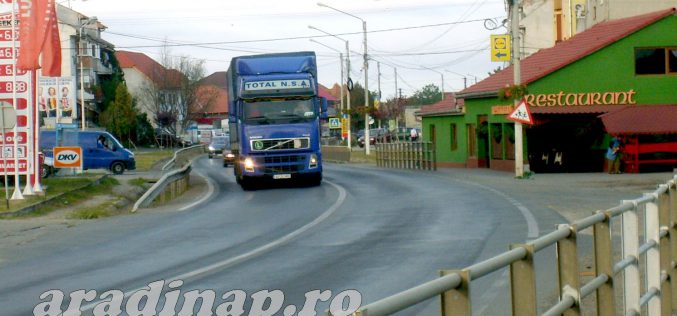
530, 105, 625, 114
599, 105, 677, 135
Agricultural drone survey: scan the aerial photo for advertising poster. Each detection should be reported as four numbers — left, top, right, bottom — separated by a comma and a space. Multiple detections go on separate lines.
38, 76, 76, 124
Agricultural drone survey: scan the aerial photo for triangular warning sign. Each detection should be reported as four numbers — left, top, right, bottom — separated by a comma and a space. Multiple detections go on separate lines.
507, 98, 534, 125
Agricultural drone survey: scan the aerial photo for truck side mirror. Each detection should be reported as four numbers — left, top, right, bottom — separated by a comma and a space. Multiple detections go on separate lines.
319, 97, 328, 119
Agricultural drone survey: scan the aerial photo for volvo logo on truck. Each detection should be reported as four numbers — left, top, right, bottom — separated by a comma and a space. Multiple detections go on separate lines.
54, 146, 83, 168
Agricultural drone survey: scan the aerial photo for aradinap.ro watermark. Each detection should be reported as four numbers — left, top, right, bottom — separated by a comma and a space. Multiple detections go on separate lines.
33, 280, 361, 316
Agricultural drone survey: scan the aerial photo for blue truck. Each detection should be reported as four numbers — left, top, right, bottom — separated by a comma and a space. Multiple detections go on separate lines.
40, 129, 136, 176
227, 52, 326, 189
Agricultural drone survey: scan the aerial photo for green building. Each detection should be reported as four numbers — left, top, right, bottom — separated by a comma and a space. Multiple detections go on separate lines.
419, 8, 677, 173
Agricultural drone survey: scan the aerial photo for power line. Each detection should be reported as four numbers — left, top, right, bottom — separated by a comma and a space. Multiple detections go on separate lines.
105, 16, 501, 49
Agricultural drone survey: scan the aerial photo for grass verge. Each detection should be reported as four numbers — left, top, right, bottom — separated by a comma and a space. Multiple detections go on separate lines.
129, 177, 151, 188
1, 176, 120, 218
134, 150, 174, 171
68, 207, 111, 220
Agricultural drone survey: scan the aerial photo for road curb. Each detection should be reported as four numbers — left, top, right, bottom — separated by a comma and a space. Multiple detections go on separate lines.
0, 174, 109, 218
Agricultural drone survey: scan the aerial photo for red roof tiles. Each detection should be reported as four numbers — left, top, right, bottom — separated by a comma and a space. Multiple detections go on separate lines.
417, 93, 465, 116
459, 8, 676, 96
116, 51, 183, 88
600, 105, 677, 135
319, 85, 338, 102
194, 72, 228, 114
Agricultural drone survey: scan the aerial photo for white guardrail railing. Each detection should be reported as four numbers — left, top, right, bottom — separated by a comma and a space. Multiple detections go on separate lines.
346, 174, 677, 316
162, 145, 205, 171
132, 145, 204, 212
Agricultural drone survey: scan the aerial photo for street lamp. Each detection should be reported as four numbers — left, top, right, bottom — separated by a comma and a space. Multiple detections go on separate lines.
308, 25, 352, 150
309, 39, 344, 112
317, 3, 371, 155
79, 16, 97, 130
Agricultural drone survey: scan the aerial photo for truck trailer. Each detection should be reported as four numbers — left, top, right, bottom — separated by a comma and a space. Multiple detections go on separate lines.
227, 52, 327, 189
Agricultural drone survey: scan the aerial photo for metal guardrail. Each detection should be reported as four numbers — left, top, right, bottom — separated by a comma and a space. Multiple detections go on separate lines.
375, 142, 436, 171
350, 174, 677, 316
131, 162, 192, 212
162, 144, 205, 171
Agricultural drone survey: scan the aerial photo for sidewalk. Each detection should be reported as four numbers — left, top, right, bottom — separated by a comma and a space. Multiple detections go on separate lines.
434, 168, 674, 224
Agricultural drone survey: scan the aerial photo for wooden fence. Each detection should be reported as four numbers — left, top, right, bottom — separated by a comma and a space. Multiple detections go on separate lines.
375, 142, 436, 171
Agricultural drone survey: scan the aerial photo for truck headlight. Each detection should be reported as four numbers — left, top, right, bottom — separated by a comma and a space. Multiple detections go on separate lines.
244, 157, 255, 172
208, 145, 215, 151
309, 154, 318, 169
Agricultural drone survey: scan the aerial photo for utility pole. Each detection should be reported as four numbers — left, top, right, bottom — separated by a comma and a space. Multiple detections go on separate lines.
377, 61, 381, 129
362, 20, 370, 155
463, 77, 467, 89
512, 0, 524, 178
394, 68, 398, 131
440, 72, 445, 100
345, 44, 351, 150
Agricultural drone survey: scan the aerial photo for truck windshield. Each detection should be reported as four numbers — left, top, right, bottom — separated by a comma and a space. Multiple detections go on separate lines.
243, 99, 316, 125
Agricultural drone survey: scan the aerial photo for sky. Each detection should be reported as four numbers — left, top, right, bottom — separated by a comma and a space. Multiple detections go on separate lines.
63, 0, 509, 100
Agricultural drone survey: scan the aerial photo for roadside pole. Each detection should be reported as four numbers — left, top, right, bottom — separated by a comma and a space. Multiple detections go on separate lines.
511, 0, 524, 178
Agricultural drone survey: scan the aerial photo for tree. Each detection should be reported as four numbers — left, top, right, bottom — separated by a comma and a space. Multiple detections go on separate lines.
139, 44, 216, 137
408, 84, 442, 105
335, 82, 380, 131
174, 56, 218, 132
99, 84, 136, 144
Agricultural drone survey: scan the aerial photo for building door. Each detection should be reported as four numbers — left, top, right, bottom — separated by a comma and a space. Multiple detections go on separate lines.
430, 124, 436, 144
477, 115, 490, 168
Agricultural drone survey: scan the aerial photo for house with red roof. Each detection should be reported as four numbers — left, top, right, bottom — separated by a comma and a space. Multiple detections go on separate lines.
116, 51, 184, 130
420, 8, 677, 173
191, 71, 229, 125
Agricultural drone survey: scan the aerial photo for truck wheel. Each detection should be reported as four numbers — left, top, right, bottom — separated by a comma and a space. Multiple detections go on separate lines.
309, 173, 322, 186
240, 177, 256, 191
111, 162, 125, 175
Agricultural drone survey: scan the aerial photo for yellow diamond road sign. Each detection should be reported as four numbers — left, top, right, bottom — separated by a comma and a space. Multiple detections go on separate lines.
491, 34, 511, 62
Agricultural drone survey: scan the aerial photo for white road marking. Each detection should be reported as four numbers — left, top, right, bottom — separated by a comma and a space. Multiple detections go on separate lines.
72, 180, 347, 314
178, 170, 216, 211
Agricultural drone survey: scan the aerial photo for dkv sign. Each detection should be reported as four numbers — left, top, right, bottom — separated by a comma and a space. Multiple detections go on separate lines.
53, 147, 83, 168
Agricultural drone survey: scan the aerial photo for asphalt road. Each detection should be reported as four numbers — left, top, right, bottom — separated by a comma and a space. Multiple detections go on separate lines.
0, 156, 552, 315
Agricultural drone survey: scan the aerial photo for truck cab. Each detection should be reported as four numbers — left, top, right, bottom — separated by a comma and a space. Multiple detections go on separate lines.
227, 52, 325, 189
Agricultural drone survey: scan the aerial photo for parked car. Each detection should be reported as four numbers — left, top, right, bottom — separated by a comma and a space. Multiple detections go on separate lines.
208, 136, 229, 158
357, 128, 390, 147
222, 142, 235, 167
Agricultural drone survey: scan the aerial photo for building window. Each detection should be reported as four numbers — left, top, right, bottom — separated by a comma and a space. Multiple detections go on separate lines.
635, 47, 677, 75
450, 123, 457, 151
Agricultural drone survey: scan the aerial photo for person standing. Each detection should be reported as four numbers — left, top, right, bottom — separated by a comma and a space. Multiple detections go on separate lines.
606, 137, 622, 174
410, 128, 419, 142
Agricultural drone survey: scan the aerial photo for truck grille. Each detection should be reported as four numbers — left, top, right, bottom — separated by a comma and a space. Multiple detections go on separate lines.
250, 138, 310, 151
265, 165, 303, 173
263, 155, 306, 164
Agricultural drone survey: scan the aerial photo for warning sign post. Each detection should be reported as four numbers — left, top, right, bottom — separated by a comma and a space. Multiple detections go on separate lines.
506, 98, 534, 125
